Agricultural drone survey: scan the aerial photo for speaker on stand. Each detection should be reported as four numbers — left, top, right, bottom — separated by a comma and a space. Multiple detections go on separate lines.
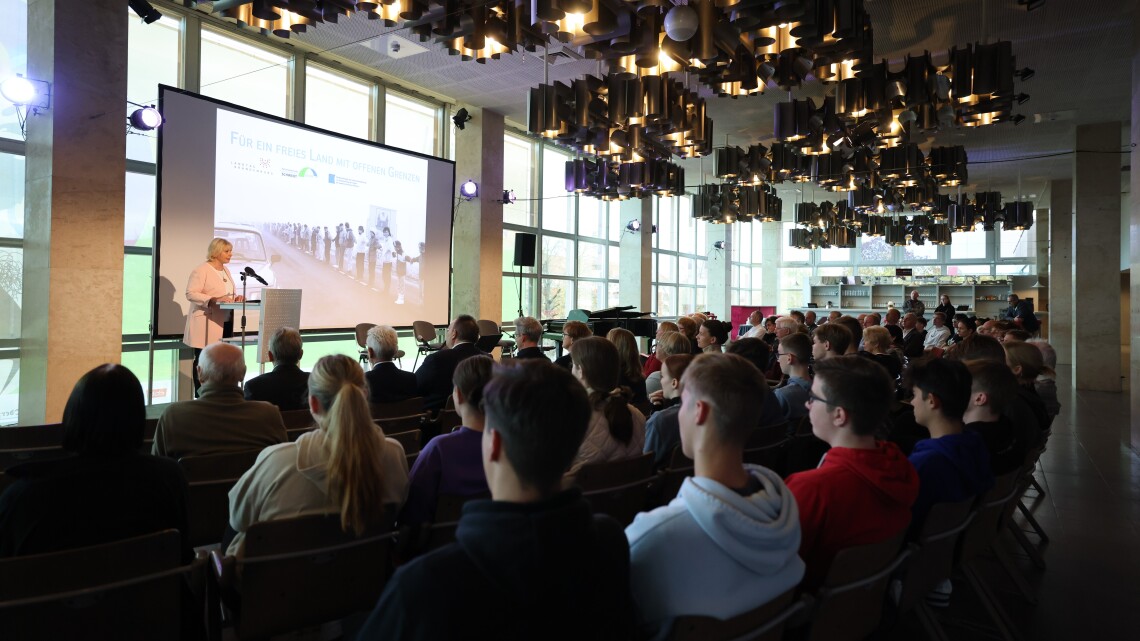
512, 232, 536, 319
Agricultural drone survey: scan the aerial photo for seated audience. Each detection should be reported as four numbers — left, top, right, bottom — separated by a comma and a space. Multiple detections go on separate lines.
676, 316, 702, 355
697, 319, 731, 354
902, 290, 926, 317
416, 314, 485, 411
365, 324, 417, 403
773, 333, 812, 423
643, 321, 679, 376
900, 313, 926, 359
860, 326, 903, 382
227, 355, 410, 556
400, 357, 493, 525
569, 337, 647, 474
244, 326, 309, 411
882, 308, 904, 346
924, 312, 952, 349
646, 332, 692, 397
1002, 329, 1030, 343
1005, 341, 1054, 434
1003, 294, 1040, 334
963, 360, 1026, 475
0, 364, 190, 560
804, 310, 818, 333
643, 354, 694, 469
153, 342, 286, 459
947, 332, 1007, 363
785, 356, 919, 589
1028, 339, 1062, 419
555, 320, 592, 370
739, 310, 764, 339
811, 322, 852, 362
626, 354, 804, 631
512, 316, 547, 360
358, 362, 636, 640
827, 310, 842, 323
761, 316, 779, 348
724, 338, 792, 430
607, 327, 649, 404
764, 317, 800, 380
833, 316, 863, 355
906, 359, 993, 533
947, 316, 976, 347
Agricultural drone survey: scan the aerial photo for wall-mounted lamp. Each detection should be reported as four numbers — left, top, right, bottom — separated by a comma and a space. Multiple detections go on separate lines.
128, 0, 163, 23
502, 189, 517, 204
452, 107, 472, 130
128, 105, 163, 131
713, 240, 726, 250
1, 75, 52, 139
626, 219, 641, 232
460, 179, 479, 199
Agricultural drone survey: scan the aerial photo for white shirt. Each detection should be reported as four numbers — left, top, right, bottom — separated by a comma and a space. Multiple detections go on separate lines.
924, 325, 951, 348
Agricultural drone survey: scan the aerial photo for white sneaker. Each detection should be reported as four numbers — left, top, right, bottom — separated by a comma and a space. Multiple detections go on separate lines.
395, 296, 404, 305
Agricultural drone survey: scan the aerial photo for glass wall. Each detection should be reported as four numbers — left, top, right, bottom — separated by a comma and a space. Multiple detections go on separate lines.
200, 26, 291, 118
305, 64, 372, 140
653, 196, 707, 316
385, 93, 439, 156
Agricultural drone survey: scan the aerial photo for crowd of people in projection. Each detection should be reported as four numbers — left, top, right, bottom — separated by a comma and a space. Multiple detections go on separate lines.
269, 222, 425, 305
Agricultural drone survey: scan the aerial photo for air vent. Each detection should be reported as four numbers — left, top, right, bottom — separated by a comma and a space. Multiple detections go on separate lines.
362, 35, 429, 59
523, 44, 585, 65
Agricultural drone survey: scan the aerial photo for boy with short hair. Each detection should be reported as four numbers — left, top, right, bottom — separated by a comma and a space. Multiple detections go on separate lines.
811, 322, 852, 362
963, 359, 1025, 475
774, 333, 812, 422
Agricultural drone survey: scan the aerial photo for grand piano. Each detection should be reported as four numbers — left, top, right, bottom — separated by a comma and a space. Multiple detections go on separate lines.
544, 306, 658, 358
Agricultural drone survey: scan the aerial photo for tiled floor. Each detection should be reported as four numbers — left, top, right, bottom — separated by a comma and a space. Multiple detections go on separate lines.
893, 369, 1140, 640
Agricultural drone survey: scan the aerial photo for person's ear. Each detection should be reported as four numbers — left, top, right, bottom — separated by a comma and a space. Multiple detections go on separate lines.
367, 347, 376, 361
832, 404, 850, 429
266, 350, 276, 363
973, 391, 989, 407
453, 386, 466, 407
486, 428, 503, 462
694, 398, 711, 426
308, 394, 320, 416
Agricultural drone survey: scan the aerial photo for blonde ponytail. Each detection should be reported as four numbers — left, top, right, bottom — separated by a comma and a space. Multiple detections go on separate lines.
310, 355, 387, 535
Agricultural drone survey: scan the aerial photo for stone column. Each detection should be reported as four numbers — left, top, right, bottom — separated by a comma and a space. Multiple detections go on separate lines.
706, 224, 730, 317
1049, 180, 1073, 366
1131, 8, 1140, 450
20, 0, 128, 423
618, 198, 652, 313
1033, 208, 1049, 338
451, 107, 504, 323
1072, 122, 1122, 391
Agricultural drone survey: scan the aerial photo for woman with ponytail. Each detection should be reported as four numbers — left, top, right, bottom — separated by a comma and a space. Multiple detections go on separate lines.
226, 354, 409, 555
399, 356, 494, 525
568, 337, 647, 475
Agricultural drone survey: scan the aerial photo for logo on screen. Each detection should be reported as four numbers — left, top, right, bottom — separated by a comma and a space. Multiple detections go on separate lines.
298, 167, 319, 178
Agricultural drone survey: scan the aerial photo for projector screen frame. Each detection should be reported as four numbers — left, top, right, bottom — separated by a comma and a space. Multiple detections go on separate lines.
153, 84, 455, 340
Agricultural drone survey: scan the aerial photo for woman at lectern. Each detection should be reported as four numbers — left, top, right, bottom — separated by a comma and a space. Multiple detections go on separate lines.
185, 237, 244, 393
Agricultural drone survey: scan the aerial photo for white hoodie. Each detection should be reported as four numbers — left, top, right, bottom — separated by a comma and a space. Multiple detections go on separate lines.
625, 465, 804, 629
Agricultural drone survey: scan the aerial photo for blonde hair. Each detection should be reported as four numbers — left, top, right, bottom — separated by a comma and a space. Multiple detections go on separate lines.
863, 326, 892, 353
206, 237, 233, 261
308, 354, 387, 535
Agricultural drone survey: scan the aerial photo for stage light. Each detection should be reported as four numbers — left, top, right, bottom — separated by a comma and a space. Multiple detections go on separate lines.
502, 189, 517, 204
460, 179, 479, 199
0, 76, 36, 105
452, 107, 472, 130
713, 240, 726, 250
128, 0, 162, 24
626, 219, 641, 232
129, 106, 162, 130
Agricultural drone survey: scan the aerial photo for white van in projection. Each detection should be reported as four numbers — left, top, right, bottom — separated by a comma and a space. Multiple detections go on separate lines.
213, 223, 279, 300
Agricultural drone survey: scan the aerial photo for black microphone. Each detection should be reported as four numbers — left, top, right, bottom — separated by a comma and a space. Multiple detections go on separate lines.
242, 266, 269, 286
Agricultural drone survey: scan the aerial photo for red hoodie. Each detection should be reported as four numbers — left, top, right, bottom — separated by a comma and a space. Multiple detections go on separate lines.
785, 441, 920, 589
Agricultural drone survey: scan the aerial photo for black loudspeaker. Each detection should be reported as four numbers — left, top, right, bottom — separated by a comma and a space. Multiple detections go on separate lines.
513, 232, 536, 267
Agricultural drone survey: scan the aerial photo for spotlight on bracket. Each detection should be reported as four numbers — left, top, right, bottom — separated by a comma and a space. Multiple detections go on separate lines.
129, 105, 163, 131
713, 240, 726, 250
502, 189, 517, 204
0, 75, 50, 109
626, 219, 641, 232
452, 107, 472, 130
128, 0, 163, 24
460, 179, 479, 199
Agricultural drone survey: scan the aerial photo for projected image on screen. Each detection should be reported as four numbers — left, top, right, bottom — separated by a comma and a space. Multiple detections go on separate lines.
154, 87, 454, 337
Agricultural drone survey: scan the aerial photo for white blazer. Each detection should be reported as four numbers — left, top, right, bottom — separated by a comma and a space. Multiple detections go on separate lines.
183, 261, 235, 348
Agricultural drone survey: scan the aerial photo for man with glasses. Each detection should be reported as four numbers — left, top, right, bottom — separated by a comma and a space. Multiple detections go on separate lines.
784, 356, 920, 589
773, 333, 812, 423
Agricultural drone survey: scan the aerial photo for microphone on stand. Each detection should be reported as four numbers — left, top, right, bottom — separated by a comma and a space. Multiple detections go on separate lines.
243, 266, 269, 286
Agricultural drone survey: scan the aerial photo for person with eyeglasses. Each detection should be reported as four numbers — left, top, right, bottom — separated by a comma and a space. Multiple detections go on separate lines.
784, 355, 920, 590
772, 333, 812, 423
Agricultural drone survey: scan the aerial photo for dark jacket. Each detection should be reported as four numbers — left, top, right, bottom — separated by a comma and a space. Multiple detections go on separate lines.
0, 454, 191, 562
366, 362, 418, 404
357, 490, 636, 640
908, 431, 994, 533
243, 363, 309, 411
415, 343, 486, 411
512, 346, 547, 360
965, 416, 1025, 476
554, 354, 573, 371
901, 329, 927, 359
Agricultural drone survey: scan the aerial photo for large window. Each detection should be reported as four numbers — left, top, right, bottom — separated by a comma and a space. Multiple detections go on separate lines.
0, 1, 27, 141
0, 152, 25, 238
385, 93, 438, 155
126, 14, 181, 163
200, 27, 290, 118
653, 196, 707, 316
306, 65, 372, 140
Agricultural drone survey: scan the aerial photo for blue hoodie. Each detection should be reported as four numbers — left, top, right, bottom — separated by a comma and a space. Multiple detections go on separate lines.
908, 431, 994, 532
625, 465, 805, 631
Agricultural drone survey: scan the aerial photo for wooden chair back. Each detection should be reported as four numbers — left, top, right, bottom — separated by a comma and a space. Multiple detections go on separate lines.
385, 428, 422, 456
178, 449, 262, 548
0, 447, 72, 473
0, 530, 190, 641
806, 530, 909, 641
280, 409, 315, 430
666, 589, 801, 641
434, 492, 491, 523
577, 454, 662, 527
894, 498, 975, 613
371, 397, 427, 419
572, 451, 655, 492
0, 423, 64, 450
222, 514, 396, 640
436, 409, 463, 434
957, 470, 1020, 567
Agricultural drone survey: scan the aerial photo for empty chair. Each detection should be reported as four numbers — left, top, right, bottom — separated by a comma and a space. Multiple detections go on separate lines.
412, 321, 445, 370
210, 514, 397, 640
0, 530, 196, 641
665, 589, 801, 641
475, 319, 513, 355
802, 530, 909, 641
178, 449, 262, 548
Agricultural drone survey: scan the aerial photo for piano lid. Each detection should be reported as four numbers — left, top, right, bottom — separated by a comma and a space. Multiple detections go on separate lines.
568, 306, 652, 320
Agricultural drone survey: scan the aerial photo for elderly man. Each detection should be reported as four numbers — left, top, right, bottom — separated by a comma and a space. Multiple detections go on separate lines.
924, 312, 952, 349
900, 312, 926, 358
243, 327, 309, 411
804, 310, 818, 333
366, 324, 417, 403
902, 290, 925, 317
416, 315, 486, 411
740, 310, 764, 339
512, 316, 547, 360
153, 342, 287, 459
1003, 294, 1040, 334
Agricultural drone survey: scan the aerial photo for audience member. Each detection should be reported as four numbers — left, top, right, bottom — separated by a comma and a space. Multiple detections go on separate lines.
764, 316, 800, 379
924, 312, 951, 349
906, 359, 993, 533
358, 362, 636, 640
725, 338, 791, 430
811, 323, 852, 362
643, 354, 695, 469
512, 316, 547, 360
626, 354, 804, 631
643, 321, 679, 376
963, 360, 1026, 475
243, 326, 309, 411
607, 327, 649, 404
900, 313, 926, 358
740, 310, 764, 339
0, 364, 190, 560
676, 316, 701, 355
934, 294, 956, 319
902, 290, 925, 317
416, 315, 485, 411
569, 337, 647, 474
365, 324, 417, 403
827, 310, 842, 323
400, 357, 493, 525
645, 332, 692, 397
804, 310, 818, 333
1028, 339, 1062, 419
556, 320, 592, 370
1003, 294, 1040, 333
789, 310, 806, 326
860, 326, 902, 381
227, 355, 409, 556
785, 356, 919, 589
947, 333, 1006, 363
863, 312, 881, 328
882, 308, 904, 346
761, 316, 779, 348
833, 316, 863, 355
697, 319, 730, 354
774, 333, 812, 423
1004, 341, 1053, 434
1003, 329, 1030, 343
948, 316, 976, 347
153, 342, 286, 459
